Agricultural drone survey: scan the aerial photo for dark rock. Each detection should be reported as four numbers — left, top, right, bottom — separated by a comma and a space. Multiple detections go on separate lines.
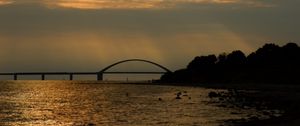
208, 91, 219, 98
175, 96, 182, 99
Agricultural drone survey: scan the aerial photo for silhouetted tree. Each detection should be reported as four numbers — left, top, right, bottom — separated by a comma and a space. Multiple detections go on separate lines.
160, 42, 300, 84
217, 53, 227, 65
282, 43, 300, 65
253, 43, 281, 66
225, 50, 247, 66
187, 55, 217, 70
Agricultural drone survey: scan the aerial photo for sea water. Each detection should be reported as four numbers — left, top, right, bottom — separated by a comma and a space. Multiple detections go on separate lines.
0, 81, 259, 126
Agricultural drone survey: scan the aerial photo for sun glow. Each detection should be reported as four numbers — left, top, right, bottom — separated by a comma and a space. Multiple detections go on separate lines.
41, 0, 273, 10
0, 0, 274, 9
0, 0, 14, 5
44, 0, 165, 9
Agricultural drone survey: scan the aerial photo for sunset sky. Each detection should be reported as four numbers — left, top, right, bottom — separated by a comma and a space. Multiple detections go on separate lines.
0, 0, 299, 73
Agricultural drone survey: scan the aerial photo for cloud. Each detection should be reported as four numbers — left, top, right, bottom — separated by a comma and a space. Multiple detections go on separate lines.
35, 0, 275, 10
43, 0, 164, 9
0, 0, 13, 5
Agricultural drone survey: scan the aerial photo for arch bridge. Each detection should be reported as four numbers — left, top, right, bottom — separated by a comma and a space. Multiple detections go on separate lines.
0, 59, 172, 81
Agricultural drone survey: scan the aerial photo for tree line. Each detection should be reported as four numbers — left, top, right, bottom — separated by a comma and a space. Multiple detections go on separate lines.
160, 43, 300, 84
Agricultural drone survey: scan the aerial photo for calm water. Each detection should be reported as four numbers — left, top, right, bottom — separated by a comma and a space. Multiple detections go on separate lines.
0, 81, 260, 126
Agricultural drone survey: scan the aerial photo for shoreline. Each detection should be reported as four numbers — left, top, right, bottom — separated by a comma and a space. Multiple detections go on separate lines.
202, 83, 300, 126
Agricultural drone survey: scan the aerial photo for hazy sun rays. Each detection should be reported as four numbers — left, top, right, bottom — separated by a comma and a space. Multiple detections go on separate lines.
36, 32, 167, 69
0, 28, 257, 72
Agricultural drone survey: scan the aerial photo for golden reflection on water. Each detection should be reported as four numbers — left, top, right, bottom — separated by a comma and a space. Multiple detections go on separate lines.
2, 81, 110, 125
0, 81, 260, 125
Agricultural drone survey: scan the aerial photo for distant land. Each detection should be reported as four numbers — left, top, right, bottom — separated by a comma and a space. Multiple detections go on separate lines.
160, 42, 300, 84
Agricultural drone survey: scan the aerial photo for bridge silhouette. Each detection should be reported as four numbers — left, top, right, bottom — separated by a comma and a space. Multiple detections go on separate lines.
0, 59, 172, 81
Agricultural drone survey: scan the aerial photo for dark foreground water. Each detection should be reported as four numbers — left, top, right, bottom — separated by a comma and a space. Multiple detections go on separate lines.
0, 81, 263, 126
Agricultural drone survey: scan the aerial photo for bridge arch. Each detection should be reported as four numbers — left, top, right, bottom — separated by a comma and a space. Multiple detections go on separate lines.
97, 59, 172, 80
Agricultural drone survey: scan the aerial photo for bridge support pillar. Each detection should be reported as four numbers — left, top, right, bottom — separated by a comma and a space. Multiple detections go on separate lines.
69, 74, 73, 80
42, 74, 45, 80
14, 74, 18, 80
97, 73, 103, 81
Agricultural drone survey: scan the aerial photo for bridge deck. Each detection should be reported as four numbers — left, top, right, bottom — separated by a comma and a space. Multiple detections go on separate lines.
0, 72, 166, 80
0, 72, 165, 75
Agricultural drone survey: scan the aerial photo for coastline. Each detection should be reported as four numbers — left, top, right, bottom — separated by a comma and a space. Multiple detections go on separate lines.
191, 83, 300, 126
